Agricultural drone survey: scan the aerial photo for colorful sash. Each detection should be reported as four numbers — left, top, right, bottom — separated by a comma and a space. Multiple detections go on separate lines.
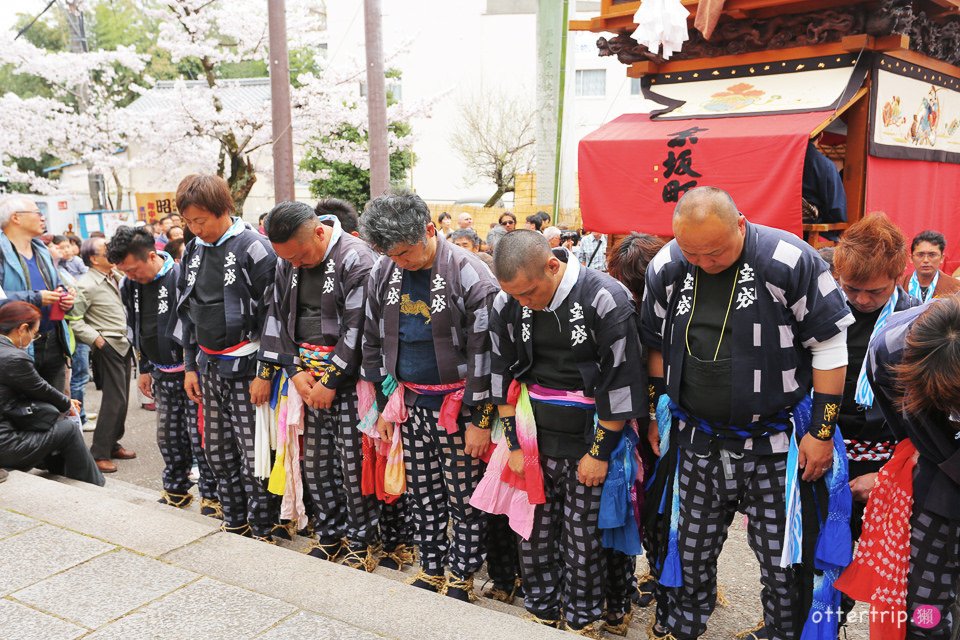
199, 339, 261, 360
470, 381, 546, 540
598, 421, 643, 555
527, 384, 596, 409
152, 362, 186, 374
834, 439, 917, 640
406, 380, 466, 435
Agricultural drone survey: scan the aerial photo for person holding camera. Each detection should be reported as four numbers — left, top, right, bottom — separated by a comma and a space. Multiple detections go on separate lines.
0, 301, 103, 485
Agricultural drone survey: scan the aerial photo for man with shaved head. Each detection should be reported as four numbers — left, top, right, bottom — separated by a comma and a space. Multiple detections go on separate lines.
483, 229, 645, 634
642, 186, 853, 640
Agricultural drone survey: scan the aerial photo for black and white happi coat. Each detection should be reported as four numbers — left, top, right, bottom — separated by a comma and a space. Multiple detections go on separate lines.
489, 257, 647, 421
867, 302, 960, 523
121, 259, 184, 375
641, 221, 853, 438
361, 238, 499, 411
176, 221, 277, 378
259, 219, 375, 383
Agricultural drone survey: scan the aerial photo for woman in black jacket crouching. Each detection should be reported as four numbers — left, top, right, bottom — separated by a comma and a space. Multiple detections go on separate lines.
0, 301, 103, 485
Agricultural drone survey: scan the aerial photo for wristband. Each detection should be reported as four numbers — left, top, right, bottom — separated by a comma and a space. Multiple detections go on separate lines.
257, 362, 279, 380
588, 424, 624, 461
501, 415, 521, 451
810, 392, 843, 441
649, 376, 665, 419
471, 402, 495, 429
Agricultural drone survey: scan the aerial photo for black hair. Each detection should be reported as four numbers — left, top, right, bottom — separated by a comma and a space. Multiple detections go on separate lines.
51, 235, 68, 245
315, 198, 359, 234
264, 201, 317, 244
911, 229, 946, 254
106, 226, 156, 264
525, 214, 543, 232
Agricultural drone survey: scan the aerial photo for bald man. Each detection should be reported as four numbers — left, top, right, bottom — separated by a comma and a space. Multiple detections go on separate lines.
641, 187, 853, 640
484, 230, 645, 634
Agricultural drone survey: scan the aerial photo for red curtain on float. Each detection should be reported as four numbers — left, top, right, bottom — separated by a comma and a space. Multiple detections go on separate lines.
865, 155, 960, 275
578, 111, 834, 237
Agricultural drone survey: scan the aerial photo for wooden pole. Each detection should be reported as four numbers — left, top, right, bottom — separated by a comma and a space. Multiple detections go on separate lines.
364, 0, 390, 199
268, 0, 296, 203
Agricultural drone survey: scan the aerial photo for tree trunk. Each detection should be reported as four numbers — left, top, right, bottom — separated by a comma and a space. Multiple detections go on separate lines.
228, 155, 256, 215
484, 187, 507, 208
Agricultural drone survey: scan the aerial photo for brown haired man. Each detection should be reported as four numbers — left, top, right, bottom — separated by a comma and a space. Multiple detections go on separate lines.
831, 212, 919, 628
174, 175, 280, 541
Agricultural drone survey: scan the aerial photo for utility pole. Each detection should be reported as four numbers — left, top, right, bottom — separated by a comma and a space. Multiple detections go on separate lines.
63, 0, 105, 210
363, 0, 389, 199
267, 0, 296, 203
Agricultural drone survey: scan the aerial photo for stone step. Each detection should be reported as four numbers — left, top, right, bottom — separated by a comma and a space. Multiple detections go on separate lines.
53, 474, 218, 527
1, 471, 574, 640
42, 472, 655, 637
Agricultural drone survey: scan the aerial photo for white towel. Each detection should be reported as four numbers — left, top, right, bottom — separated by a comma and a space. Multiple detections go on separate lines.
631, 0, 690, 60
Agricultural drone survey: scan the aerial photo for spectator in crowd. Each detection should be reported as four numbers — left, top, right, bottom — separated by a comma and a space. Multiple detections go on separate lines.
485, 212, 515, 255
437, 212, 452, 238
535, 211, 551, 228
902, 229, 960, 302
167, 226, 184, 242
525, 214, 543, 232
72, 237, 137, 473
258, 212, 269, 235
155, 215, 173, 250
315, 197, 360, 236
449, 228, 495, 271
53, 234, 87, 277
0, 194, 75, 391
457, 212, 473, 230
44, 237, 94, 431
169, 213, 182, 228
576, 230, 608, 272
164, 238, 185, 262
542, 226, 561, 248
0, 301, 103, 486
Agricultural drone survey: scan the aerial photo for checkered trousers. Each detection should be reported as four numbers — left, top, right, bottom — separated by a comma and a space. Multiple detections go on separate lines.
154, 375, 216, 500
655, 448, 801, 640
485, 513, 520, 588
302, 386, 383, 545
605, 549, 637, 618
403, 404, 487, 578
200, 368, 275, 536
518, 455, 605, 629
907, 506, 960, 639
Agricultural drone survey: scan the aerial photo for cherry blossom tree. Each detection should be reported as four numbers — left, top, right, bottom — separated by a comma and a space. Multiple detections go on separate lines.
1, 0, 421, 214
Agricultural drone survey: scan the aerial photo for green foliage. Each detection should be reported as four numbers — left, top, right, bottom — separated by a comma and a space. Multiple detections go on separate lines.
302, 120, 414, 212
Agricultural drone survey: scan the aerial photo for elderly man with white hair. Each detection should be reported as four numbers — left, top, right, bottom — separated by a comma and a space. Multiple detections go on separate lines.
0, 194, 75, 390
542, 226, 562, 248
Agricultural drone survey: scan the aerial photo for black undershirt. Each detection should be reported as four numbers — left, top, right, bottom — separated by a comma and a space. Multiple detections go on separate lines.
139, 279, 162, 364
680, 264, 738, 424
294, 264, 326, 345
839, 305, 883, 443
191, 244, 227, 350
529, 303, 593, 460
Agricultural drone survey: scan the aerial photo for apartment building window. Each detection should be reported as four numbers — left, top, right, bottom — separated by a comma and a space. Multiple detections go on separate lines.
576, 69, 606, 97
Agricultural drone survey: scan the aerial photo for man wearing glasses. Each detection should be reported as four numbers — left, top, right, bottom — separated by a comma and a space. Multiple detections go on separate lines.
903, 229, 960, 302
0, 194, 75, 391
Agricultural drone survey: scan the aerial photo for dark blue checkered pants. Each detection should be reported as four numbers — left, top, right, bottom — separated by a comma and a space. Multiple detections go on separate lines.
655, 448, 800, 640
518, 455, 606, 629
154, 374, 216, 500
907, 505, 960, 639
200, 369, 275, 536
403, 404, 486, 578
